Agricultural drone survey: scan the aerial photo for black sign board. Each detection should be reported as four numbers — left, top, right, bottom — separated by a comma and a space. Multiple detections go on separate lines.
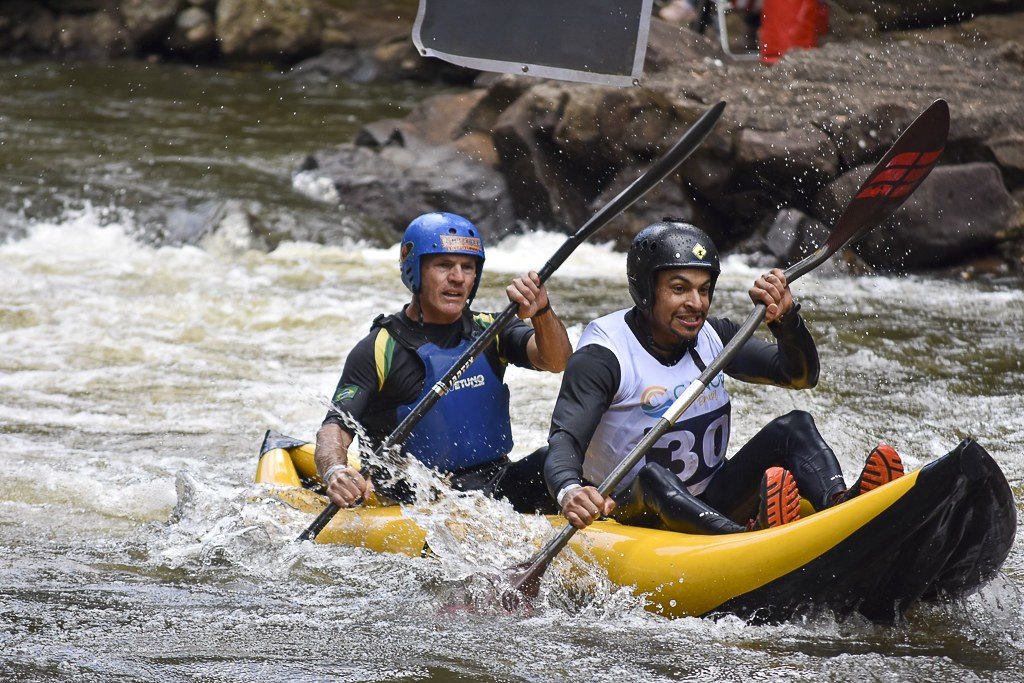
412, 0, 654, 86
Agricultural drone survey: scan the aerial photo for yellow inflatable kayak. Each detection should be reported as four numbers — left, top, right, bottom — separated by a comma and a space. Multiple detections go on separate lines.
255, 431, 1015, 622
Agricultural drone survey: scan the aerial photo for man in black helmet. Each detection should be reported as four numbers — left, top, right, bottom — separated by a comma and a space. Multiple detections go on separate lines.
543, 219, 904, 533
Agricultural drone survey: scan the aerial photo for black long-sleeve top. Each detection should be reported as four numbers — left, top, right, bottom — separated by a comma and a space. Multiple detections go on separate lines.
544, 306, 819, 499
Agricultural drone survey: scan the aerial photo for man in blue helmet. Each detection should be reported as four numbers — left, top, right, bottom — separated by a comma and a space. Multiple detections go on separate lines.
315, 212, 572, 512
544, 219, 904, 533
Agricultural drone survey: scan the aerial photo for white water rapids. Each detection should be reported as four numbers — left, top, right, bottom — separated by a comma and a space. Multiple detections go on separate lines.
2, 60, 1024, 682
3, 207, 1024, 681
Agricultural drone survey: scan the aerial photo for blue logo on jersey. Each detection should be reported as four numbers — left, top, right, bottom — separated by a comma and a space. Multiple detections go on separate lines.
640, 374, 725, 418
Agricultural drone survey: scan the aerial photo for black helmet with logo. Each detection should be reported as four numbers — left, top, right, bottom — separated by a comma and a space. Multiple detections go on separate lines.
627, 219, 721, 312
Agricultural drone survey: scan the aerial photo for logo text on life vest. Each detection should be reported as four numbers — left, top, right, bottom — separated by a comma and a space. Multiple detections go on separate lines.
449, 374, 486, 391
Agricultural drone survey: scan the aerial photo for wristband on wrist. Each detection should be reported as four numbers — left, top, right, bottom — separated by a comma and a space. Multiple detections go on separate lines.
322, 463, 348, 485
556, 483, 582, 507
532, 302, 552, 318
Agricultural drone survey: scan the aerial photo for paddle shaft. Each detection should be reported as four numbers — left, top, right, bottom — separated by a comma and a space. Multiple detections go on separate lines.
298, 101, 727, 542
509, 98, 951, 594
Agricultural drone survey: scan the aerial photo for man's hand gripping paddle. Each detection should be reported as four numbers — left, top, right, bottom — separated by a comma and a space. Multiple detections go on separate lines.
504, 99, 951, 604
298, 101, 728, 542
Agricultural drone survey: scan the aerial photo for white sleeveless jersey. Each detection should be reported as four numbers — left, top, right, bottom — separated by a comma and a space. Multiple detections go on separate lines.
579, 309, 732, 496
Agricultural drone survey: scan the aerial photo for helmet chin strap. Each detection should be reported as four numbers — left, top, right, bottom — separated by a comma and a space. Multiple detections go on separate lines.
638, 309, 694, 362
407, 293, 425, 326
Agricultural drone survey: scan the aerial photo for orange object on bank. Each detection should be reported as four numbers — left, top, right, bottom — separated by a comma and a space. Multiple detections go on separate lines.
760, 0, 828, 65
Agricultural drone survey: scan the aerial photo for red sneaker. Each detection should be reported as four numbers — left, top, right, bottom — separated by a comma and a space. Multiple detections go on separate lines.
846, 444, 905, 499
754, 467, 801, 529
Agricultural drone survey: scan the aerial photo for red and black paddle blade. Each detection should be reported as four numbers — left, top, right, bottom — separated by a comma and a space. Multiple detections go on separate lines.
826, 99, 949, 254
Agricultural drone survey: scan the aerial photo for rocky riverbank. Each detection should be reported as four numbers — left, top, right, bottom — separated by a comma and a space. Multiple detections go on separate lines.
3, 1, 1023, 273
0, 1, 462, 80
299, 15, 1024, 274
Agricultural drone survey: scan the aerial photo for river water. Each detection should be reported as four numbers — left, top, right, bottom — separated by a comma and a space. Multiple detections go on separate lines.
2, 60, 1023, 682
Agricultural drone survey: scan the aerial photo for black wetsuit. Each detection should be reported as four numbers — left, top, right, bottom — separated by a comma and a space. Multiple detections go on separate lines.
323, 306, 555, 513
544, 306, 847, 534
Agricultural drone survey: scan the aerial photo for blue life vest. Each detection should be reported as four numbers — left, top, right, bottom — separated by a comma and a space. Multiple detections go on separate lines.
391, 316, 514, 472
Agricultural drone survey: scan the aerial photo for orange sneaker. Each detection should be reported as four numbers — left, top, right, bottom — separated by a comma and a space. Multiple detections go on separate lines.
846, 444, 905, 499
753, 466, 801, 529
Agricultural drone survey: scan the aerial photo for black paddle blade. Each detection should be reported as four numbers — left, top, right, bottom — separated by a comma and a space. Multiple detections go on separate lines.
511, 559, 546, 596
827, 99, 949, 254
499, 558, 547, 611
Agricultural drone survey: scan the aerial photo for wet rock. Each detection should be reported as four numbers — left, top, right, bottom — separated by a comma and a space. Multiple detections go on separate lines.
404, 90, 491, 145
762, 208, 805, 262
463, 74, 533, 131
643, 17, 720, 77
354, 90, 500, 168
122, 0, 182, 48
834, 104, 915, 169
372, 37, 477, 84
491, 84, 584, 228
674, 109, 738, 215
370, 38, 420, 80
589, 164, 714, 250
289, 42, 475, 85
315, 6, 408, 49
43, 0, 110, 11
738, 207, 866, 274
300, 139, 513, 239
735, 125, 839, 203
0, 208, 27, 243
830, 0, 993, 30
450, 132, 500, 168
286, 47, 377, 83
157, 199, 284, 250
679, 149, 738, 216
166, 7, 216, 56
986, 132, 1024, 186
762, 208, 829, 262
487, 83, 714, 232
822, 1, 880, 41
594, 88, 681, 164
215, 0, 322, 63
197, 201, 268, 253
54, 11, 129, 59
161, 199, 229, 245
552, 86, 607, 162
996, 196, 1024, 273
310, 18, 1024, 270
355, 118, 417, 149
817, 162, 1020, 270
0, 3, 56, 54
996, 40, 1024, 67
288, 16, 477, 85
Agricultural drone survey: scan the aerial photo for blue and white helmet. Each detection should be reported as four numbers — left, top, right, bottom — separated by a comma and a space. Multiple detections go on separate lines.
399, 212, 486, 301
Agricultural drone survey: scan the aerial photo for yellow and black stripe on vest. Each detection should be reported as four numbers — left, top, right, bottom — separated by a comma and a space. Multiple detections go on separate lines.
371, 311, 505, 390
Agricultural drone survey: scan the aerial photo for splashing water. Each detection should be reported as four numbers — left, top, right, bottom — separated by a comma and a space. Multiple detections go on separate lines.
4, 60, 1024, 681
